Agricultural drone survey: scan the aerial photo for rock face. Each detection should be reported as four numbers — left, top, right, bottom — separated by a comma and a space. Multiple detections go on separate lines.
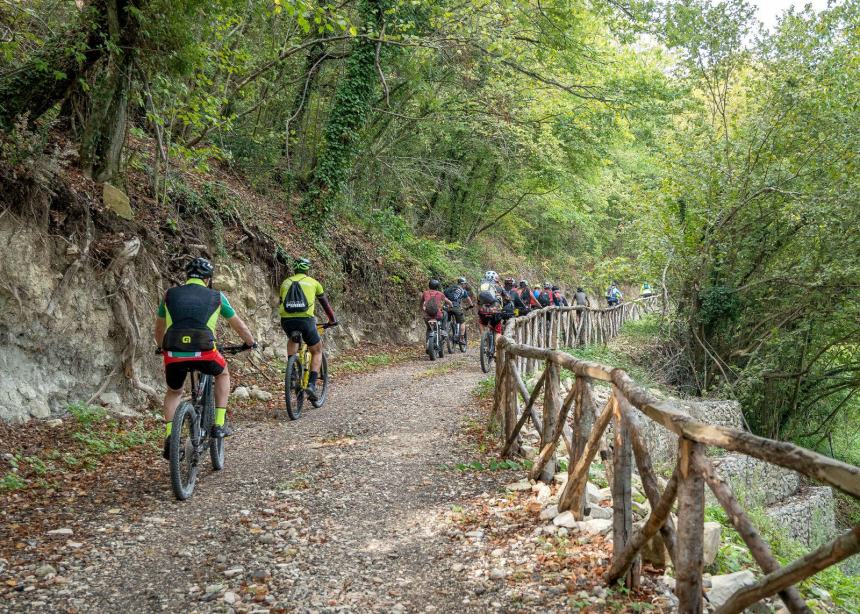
766, 487, 835, 546
0, 216, 422, 423
710, 454, 800, 507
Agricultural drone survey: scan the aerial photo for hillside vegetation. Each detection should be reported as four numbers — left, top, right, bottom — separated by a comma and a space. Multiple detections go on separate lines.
1, 0, 858, 461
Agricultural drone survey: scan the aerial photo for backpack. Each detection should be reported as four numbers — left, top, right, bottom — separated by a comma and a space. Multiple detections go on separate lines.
478, 290, 497, 306
538, 292, 551, 307
282, 277, 309, 313
424, 292, 442, 318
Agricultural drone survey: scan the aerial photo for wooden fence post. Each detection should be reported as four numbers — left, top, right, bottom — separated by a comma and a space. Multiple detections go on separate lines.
505, 357, 519, 454
571, 376, 594, 517
611, 387, 639, 590
676, 438, 705, 613
539, 360, 560, 483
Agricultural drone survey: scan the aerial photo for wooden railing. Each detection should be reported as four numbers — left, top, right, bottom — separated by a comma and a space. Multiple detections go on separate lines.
491, 299, 860, 613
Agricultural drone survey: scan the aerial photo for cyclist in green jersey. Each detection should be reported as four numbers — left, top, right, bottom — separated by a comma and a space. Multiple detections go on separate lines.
155, 258, 256, 459
278, 258, 337, 401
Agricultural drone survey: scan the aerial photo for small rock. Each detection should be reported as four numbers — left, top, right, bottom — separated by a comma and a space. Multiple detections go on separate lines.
258, 534, 276, 545
35, 564, 56, 578
506, 480, 532, 492
223, 567, 244, 578
233, 387, 251, 401
47, 528, 73, 537
250, 387, 273, 402
553, 511, 578, 528
100, 392, 123, 406
587, 505, 612, 520
489, 568, 506, 580
533, 483, 552, 504
45, 419, 64, 428
577, 519, 613, 535
707, 571, 756, 608
205, 583, 224, 594
223, 591, 238, 605
540, 505, 559, 520
586, 482, 603, 504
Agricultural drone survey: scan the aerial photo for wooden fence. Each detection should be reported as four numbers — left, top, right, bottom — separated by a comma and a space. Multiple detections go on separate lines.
490, 298, 860, 613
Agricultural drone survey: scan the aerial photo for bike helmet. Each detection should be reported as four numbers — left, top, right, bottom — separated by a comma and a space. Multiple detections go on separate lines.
294, 257, 311, 272
484, 270, 497, 282
504, 277, 514, 286
458, 277, 467, 284
519, 279, 528, 288
185, 257, 214, 279
551, 285, 559, 291
543, 282, 552, 289
429, 279, 441, 290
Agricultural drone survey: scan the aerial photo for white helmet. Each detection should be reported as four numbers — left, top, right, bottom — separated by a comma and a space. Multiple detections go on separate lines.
484, 270, 497, 282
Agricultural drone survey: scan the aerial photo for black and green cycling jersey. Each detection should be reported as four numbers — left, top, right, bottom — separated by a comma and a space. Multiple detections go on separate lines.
157, 278, 236, 355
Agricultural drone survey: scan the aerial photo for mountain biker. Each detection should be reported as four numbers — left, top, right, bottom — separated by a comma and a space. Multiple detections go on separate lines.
503, 278, 529, 315
574, 287, 590, 307
606, 282, 623, 307
552, 285, 568, 306
279, 257, 337, 402
538, 282, 553, 307
154, 257, 256, 460
519, 280, 541, 309
477, 271, 504, 338
444, 277, 473, 342
640, 281, 655, 298
422, 279, 454, 336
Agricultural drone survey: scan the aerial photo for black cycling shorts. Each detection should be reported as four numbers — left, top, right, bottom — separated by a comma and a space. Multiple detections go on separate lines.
165, 360, 225, 391
449, 306, 465, 324
281, 317, 320, 346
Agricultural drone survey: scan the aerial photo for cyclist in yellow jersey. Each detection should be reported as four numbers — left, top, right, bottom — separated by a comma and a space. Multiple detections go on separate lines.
279, 258, 337, 401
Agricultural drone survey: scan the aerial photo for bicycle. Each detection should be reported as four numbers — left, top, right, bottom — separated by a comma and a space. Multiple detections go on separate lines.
480, 326, 495, 373
162, 344, 252, 501
284, 322, 338, 420
425, 317, 444, 361
447, 305, 471, 353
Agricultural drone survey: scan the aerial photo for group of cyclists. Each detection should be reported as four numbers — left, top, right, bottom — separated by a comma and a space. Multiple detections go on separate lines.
154, 256, 653, 463
154, 256, 335, 461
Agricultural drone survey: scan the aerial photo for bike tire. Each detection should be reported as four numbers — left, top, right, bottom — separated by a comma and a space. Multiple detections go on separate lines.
445, 321, 454, 355
198, 376, 224, 471
285, 354, 305, 420
311, 353, 329, 408
170, 402, 199, 501
426, 333, 437, 361
480, 331, 492, 373
459, 327, 468, 353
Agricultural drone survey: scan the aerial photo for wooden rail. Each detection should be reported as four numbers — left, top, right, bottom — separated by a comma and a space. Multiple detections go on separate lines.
490, 298, 860, 612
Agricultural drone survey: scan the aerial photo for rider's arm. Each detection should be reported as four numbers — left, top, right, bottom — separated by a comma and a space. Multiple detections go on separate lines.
154, 316, 166, 349
318, 294, 336, 323
227, 315, 256, 346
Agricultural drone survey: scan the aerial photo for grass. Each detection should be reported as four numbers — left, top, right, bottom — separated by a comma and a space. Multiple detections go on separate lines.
0, 402, 160, 492
331, 352, 394, 375
473, 375, 495, 400
705, 504, 860, 612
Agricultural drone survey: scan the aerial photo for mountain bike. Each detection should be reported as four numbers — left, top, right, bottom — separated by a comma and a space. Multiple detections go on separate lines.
480, 327, 495, 373
447, 305, 471, 353
284, 322, 338, 420
425, 318, 444, 361
163, 344, 252, 501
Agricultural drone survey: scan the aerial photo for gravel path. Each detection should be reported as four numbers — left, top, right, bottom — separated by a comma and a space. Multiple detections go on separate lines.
3, 351, 519, 613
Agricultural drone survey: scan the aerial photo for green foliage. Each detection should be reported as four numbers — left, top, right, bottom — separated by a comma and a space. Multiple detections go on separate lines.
473, 376, 496, 400
68, 402, 107, 427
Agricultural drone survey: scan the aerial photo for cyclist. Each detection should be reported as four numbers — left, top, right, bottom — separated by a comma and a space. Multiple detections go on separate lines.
279, 257, 337, 402
519, 280, 541, 309
422, 279, 454, 336
538, 282, 553, 307
155, 257, 256, 460
574, 287, 590, 307
444, 277, 473, 343
552, 285, 568, 306
503, 278, 529, 315
640, 281, 655, 298
477, 271, 504, 339
606, 281, 623, 307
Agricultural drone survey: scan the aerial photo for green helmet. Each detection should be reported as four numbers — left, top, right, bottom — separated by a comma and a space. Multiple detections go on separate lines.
294, 257, 311, 273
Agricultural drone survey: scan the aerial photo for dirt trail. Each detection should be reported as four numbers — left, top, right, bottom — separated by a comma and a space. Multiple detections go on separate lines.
2, 350, 519, 613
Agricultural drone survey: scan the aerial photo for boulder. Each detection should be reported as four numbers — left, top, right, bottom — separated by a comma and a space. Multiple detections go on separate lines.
586, 482, 604, 504
577, 518, 612, 535
703, 522, 722, 567
540, 505, 559, 520
232, 386, 250, 401
103, 183, 133, 220
553, 511, 578, 528
706, 570, 756, 608
586, 505, 612, 521
533, 483, 552, 505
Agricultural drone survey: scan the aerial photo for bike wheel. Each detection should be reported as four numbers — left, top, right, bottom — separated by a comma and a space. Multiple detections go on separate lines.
459, 326, 468, 352
311, 353, 329, 408
445, 321, 454, 355
170, 402, 199, 501
480, 331, 492, 373
285, 355, 305, 420
203, 377, 224, 470
426, 333, 437, 361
